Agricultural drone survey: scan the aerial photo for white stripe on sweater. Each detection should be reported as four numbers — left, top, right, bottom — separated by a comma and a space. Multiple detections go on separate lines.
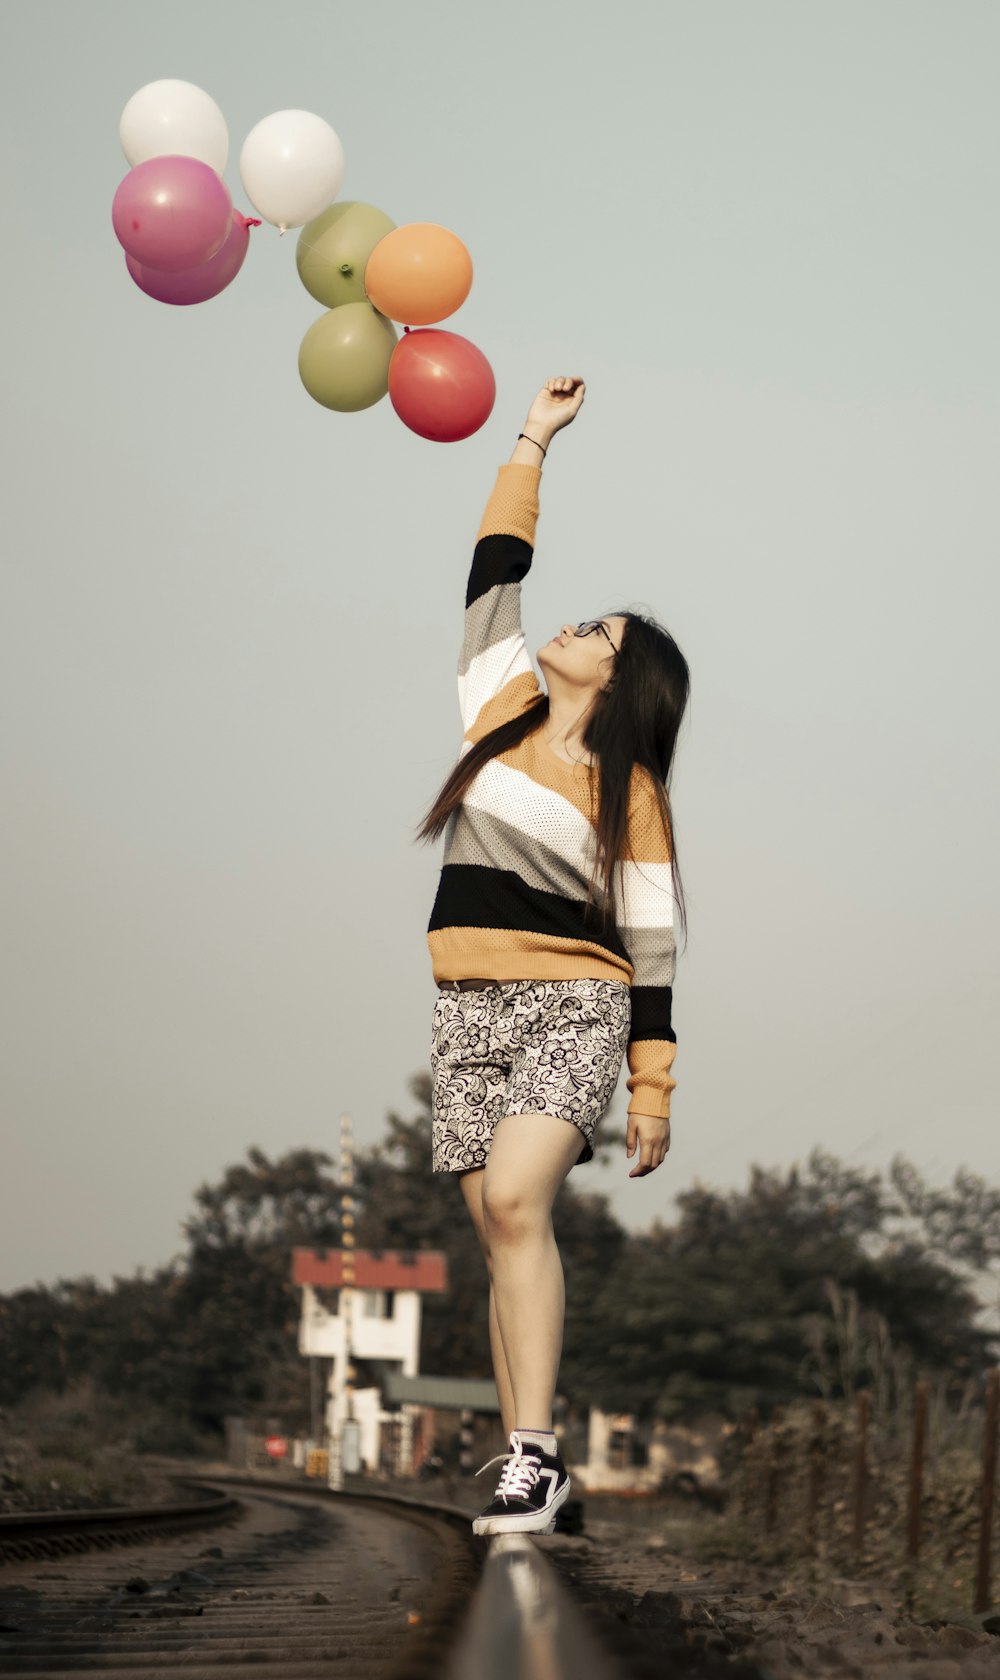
457, 758, 597, 879
458, 629, 536, 733
615, 861, 677, 931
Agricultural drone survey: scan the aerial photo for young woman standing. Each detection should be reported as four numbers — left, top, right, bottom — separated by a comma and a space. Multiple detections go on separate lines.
419, 376, 689, 1535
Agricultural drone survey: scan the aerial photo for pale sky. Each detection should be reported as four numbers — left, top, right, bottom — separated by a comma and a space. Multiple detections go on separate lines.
2, 0, 998, 1293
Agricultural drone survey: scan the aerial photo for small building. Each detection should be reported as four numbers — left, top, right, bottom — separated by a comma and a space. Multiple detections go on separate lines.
572, 1406, 732, 1498
381, 1373, 501, 1476
293, 1247, 467, 1474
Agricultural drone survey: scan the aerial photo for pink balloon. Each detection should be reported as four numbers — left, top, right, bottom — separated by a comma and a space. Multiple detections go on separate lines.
388, 328, 495, 443
126, 212, 256, 304
112, 155, 232, 272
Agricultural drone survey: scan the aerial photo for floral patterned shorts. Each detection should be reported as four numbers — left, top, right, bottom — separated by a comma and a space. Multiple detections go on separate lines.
429, 978, 631, 1174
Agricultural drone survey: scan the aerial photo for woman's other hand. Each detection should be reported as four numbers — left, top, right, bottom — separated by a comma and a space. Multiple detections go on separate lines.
525, 376, 586, 443
626, 1112, 670, 1177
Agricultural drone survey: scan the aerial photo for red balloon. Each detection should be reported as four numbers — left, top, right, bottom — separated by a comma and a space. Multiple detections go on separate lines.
388, 328, 495, 442
126, 212, 255, 305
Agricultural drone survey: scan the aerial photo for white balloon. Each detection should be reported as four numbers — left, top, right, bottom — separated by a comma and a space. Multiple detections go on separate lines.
240, 110, 345, 232
119, 79, 228, 173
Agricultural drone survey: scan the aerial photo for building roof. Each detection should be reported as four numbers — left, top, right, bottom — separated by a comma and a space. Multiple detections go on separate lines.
382, 1372, 501, 1413
292, 1247, 448, 1292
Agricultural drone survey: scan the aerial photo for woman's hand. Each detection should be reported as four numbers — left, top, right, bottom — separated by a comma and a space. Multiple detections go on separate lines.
524, 376, 586, 445
626, 1112, 671, 1177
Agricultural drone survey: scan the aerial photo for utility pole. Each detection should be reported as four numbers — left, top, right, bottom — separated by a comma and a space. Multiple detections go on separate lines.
327, 1112, 356, 1490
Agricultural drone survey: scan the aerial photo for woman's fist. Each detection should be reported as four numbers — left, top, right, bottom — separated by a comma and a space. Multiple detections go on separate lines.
524, 376, 586, 441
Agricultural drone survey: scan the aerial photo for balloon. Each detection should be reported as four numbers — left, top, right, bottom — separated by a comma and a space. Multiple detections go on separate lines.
296, 201, 396, 309
388, 329, 495, 442
240, 110, 345, 232
364, 223, 473, 326
298, 303, 398, 412
112, 156, 232, 271
125, 212, 255, 304
119, 79, 228, 173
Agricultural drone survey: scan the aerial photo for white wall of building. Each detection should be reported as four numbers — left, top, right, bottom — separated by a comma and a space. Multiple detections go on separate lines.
298, 1283, 425, 1471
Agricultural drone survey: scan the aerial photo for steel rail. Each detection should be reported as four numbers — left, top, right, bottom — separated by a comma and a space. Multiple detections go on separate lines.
446, 1532, 625, 1680
0, 1484, 239, 1564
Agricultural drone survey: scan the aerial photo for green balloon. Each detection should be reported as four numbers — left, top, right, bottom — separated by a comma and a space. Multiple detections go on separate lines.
298, 303, 398, 412
296, 201, 397, 308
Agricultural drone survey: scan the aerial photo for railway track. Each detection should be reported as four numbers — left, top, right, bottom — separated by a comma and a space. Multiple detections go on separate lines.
0, 1475, 768, 1678
0, 1477, 478, 1679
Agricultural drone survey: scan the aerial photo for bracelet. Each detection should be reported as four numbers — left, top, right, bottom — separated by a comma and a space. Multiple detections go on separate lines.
517, 432, 547, 458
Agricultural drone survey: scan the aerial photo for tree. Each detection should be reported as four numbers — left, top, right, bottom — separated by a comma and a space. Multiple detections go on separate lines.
889, 1156, 1000, 1328
0, 1283, 89, 1404
575, 1153, 997, 1422
2, 1121, 996, 1443
181, 1146, 343, 1253
173, 1147, 343, 1431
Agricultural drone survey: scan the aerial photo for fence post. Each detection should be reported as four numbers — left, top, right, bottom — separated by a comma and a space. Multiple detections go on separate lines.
740, 1406, 759, 1520
805, 1401, 826, 1556
764, 1405, 784, 1536
852, 1390, 870, 1562
907, 1380, 928, 1563
974, 1369, 999, 1615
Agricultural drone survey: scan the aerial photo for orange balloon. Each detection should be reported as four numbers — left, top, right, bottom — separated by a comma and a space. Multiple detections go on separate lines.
364, 222, 473, 326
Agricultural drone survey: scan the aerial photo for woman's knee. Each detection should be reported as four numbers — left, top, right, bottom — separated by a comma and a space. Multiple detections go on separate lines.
481, 1178, 546, 1242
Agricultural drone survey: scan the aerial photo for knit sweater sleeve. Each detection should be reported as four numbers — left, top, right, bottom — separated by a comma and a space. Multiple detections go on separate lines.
458, 463, 544, 742
615, 768, 678, 1120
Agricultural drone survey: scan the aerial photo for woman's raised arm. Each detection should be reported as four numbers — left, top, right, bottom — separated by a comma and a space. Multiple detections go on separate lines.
457, 377, 586, 741
508, 376, 585, 466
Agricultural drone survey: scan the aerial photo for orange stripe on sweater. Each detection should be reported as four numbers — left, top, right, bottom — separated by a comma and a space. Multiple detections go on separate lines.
476, 463, 542, 544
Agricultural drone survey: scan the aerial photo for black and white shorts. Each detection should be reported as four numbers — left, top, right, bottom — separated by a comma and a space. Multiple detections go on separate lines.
429, 978, 631, 1174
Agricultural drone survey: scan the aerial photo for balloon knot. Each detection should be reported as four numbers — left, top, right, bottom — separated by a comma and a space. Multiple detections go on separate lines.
403, 325, 411, 333
247, 218, 263, 230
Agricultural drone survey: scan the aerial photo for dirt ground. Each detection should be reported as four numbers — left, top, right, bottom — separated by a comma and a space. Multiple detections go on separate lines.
7, 1446, 999, 1677
538, 1512, 1000, 1678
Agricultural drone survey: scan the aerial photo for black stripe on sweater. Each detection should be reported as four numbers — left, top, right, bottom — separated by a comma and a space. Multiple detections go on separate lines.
629, 985, 676, 1044
466, 533, 533, 610
428, 863, 632, 967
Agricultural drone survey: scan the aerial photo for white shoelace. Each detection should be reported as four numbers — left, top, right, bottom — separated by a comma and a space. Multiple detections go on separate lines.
476, 1441, 541, 1503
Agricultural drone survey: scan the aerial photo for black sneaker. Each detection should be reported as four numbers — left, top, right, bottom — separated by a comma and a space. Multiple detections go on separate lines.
471, 1430, 571, 1536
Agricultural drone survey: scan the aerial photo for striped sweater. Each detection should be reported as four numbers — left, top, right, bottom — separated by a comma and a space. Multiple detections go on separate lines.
426, 462, 677, 1120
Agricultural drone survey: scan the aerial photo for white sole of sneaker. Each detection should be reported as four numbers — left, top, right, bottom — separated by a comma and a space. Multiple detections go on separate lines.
471, 1476, 570, 1537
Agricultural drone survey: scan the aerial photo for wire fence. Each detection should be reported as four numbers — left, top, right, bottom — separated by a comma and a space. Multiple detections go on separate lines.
731, 1369, 999, 1617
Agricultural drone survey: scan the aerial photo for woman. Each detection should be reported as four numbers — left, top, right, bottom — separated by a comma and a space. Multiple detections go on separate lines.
418, 376, 689, 1536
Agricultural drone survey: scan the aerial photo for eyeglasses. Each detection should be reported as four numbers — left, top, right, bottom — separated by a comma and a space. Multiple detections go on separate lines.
574, 619, 620, 655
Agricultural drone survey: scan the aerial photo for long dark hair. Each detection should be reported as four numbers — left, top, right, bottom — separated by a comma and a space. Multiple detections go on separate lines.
416, 611, 690, 939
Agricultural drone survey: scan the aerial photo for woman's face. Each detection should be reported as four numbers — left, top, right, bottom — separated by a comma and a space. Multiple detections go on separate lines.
537, 617, 627, 691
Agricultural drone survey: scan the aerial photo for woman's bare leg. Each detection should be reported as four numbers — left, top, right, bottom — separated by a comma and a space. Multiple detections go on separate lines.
458, 1168, 516, 1439
480, 1113, 584, 1433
